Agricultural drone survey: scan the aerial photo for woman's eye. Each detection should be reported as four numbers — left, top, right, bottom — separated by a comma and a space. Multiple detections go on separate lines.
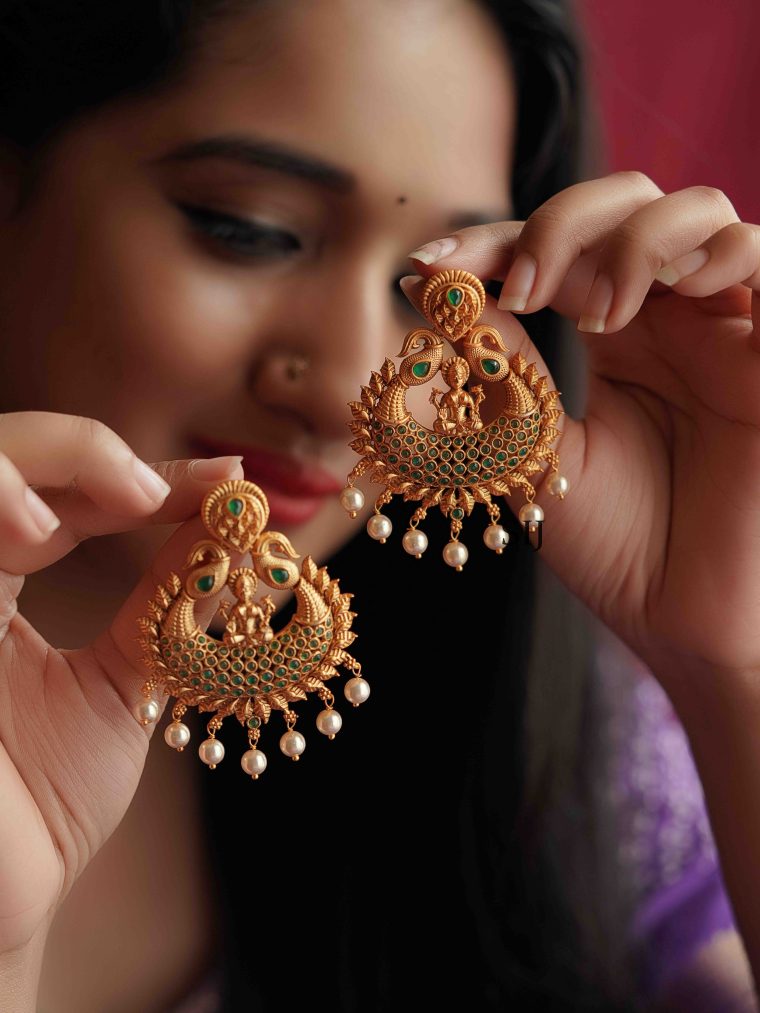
177, 203, 302, 259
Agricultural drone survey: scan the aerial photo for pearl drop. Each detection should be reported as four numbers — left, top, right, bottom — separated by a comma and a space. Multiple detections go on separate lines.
344, 677, 371, 706
519, 502, 544, 524
133, 698, 159, 726
340, 486, 365, 516
367, 514, 392, 542
548, 473, 569, 498
316, 708, 343, 738
280, 730, 306, 759
198, 737, 225, 768
241, 748, 268, 778
164, 720, 190, 750
402, 529, 428, 558
483, 524, 509, 553
443, 540, 468, 570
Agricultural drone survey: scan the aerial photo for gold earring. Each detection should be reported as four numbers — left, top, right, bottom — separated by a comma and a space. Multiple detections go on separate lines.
134, 479, 367, 778
340, 268, 569, 569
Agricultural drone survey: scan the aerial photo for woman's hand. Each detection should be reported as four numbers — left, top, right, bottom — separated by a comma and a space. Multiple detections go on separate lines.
403, 171, 760, 691
0, 411, 244, 955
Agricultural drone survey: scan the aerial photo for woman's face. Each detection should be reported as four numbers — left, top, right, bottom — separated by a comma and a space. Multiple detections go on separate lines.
0, 0, 514, 575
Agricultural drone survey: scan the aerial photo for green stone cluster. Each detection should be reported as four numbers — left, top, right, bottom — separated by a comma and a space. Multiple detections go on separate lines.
159, 616, 334, 698
371, 409, 541, 487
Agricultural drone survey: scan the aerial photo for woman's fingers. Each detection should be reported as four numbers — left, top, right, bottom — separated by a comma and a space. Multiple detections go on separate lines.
408, 174, 746, 336
0, 454, 245, 577
654, 221, 760, 352
575, 186, 742, 333
408, 172, 666, 315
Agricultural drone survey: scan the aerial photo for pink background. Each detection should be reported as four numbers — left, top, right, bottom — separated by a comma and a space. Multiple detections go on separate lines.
576, 0, 758, 223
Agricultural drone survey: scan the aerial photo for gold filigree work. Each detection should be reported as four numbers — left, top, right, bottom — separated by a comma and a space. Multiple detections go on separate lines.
135, 479, 369, 777
342, 269, 569, 566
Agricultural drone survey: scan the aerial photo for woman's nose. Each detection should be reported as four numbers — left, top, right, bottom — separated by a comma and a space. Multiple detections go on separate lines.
250, 264, 406, 441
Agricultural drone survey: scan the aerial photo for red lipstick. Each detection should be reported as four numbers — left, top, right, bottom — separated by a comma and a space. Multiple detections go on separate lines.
188, 435, 342, 527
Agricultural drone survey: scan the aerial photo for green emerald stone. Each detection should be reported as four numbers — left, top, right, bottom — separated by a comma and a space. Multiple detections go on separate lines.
276, 680, 287, 689
227, 497, 244, 516
196, 575, 214, 592
482, 358, 501, 375
452, 508, 464, 520
412, 361, 431, 378
270, 568, 290, 584
447, 287, 463, 307
247, 717, 260, 729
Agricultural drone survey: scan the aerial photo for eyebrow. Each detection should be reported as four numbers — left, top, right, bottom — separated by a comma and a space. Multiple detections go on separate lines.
155, 134, 513, 225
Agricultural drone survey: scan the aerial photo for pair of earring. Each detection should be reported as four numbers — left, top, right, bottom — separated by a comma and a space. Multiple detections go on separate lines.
135, 269, 567, 779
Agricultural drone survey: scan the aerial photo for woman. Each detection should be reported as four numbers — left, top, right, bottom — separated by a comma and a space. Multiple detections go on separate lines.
1, 1, 758, 1010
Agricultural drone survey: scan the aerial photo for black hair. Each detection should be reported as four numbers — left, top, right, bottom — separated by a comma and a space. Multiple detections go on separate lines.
0, 1, 645, 1009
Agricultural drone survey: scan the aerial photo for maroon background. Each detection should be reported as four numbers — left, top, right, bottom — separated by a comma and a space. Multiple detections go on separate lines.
576, 0, 758, 223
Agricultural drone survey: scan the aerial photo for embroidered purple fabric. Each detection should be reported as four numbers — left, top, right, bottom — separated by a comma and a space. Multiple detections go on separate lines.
595, 626, 738, 999
164, 630, 737, 1011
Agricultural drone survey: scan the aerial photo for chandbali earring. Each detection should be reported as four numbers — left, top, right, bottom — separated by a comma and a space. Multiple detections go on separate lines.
340, 268, 569, 569
134, 479, 368, 778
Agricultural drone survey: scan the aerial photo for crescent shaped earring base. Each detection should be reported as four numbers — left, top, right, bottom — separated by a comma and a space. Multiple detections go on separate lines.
134, 479, 368, 778
341, 268, 570, 569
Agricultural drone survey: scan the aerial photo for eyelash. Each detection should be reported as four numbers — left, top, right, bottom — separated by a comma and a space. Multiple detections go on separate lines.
179, 203, 421, 309
178, 202, 302, 259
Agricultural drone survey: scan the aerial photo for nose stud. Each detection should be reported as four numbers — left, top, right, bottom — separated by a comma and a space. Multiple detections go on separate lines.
284, 354, 310, 381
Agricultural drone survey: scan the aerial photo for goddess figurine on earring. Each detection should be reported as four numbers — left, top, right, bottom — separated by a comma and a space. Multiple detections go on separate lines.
340, 269, 569, 569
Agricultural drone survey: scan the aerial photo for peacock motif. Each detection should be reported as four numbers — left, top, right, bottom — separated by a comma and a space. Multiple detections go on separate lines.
135, 479, 369, 778
340, 269, 569, 567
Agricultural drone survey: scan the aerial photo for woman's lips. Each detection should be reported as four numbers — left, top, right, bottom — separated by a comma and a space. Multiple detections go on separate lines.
188, 435, 343, 526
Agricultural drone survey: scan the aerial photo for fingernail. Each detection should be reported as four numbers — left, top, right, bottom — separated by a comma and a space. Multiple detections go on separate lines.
497, 253, 537, 312
25, 486, 61, 536
399, 273, 423, 293
132, 458, 172, 502
189, 455, 244, 480
578, 272, 614, 333
655, 247, 709, 286
408, 237, 459, 265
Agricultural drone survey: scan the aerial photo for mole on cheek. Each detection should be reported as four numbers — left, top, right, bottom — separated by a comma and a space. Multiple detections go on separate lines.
396, 195, 407, 204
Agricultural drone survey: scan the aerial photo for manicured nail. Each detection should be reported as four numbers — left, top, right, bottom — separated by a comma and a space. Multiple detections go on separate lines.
399, 274, 423, 297
655, 247, 709, 286
189, 455, 244, 480
497, 253, 537, 311
132, 458, 171, 503
578, 272, 614, 333
408, 237, 459, 265
25, 486, 61, 536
